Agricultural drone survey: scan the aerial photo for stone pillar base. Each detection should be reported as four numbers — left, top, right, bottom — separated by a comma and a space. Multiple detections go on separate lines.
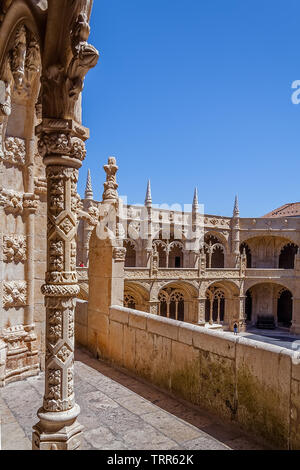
32, 405, 83, 450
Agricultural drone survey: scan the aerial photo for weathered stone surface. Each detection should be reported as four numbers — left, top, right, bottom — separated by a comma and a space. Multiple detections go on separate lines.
1, 349, 267, 450
96, 307, 299, 449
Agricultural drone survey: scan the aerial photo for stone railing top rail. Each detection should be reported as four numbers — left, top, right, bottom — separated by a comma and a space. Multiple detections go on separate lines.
109, 305, 299, 358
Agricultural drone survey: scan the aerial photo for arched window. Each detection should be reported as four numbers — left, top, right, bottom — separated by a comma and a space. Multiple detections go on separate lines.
277, 289, 292, 327
158, 291, 168, 317
240, 243, 252, 268
205, 287, 225, 324
158, 289, 185, 321
279, 243, 298, 269
170, 291, 185, 321
124, 293, 136, 309
169, 241, 184, 268
204, 235, 225, 268
153, 240, 167, 267
124, 239, 136, 267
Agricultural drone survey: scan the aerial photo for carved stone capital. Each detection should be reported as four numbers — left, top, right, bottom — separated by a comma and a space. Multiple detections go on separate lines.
23, 193, 39, 213
36, 119, 89, 168
113, 247, 126, 262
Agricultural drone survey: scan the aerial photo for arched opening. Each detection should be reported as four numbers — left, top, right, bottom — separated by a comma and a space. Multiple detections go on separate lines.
205, 287, 225, 324
277, 290, 292, 327
240, 243, 252, 268
279, 243, 298, 269
247, 282, 293, 329
124, 239, 136, 267
211, 245, 224, 268
242, 236, 296, 269
153, 240, 167, 268
204, 235, 225, 268
124, 282, 150, 312
245, 289, 252, 321
158, 288, 185, 321
124, 293, 136, 309
169, 242, 183, 268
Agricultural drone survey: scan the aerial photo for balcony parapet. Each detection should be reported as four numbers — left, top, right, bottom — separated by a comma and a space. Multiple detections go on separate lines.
245, 268, 295, 279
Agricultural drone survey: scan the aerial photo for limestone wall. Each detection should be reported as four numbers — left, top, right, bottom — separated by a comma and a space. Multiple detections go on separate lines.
84, 305, 300, 450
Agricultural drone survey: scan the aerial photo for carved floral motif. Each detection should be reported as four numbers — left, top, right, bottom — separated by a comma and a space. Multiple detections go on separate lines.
3, 137, 25, 166
57, 345, 72, 363
48, 311, 62, 345
49, 238, 64, 272
3, 281, 27, 307
3, 235, 27, 263
47, 369, 61, 401
0, 189, 23, 214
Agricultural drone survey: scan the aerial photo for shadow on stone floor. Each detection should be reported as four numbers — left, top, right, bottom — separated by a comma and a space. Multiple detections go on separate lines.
74, 347, 270, 451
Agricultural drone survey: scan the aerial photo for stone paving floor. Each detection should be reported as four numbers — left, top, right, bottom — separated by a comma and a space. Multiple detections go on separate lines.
239, 327, 300, 351
0, 348, 268, 450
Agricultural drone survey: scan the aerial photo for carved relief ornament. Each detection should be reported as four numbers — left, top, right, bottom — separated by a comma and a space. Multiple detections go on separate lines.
3, 137, 26, 166
3, 235, 27, 263
3, 281, 27, 307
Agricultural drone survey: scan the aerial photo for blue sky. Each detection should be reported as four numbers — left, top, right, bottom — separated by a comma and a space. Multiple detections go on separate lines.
80, 0, 300, 217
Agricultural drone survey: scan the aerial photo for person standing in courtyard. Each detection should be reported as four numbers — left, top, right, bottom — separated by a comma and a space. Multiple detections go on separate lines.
234, 322, 238, 335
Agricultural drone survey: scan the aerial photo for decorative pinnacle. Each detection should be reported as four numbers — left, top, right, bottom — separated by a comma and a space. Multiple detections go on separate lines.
85, 168, 93, 199
145, 179, 152, 207
193, 187, 199, 212
102, 156, 119, 202
233, 194, 239, 217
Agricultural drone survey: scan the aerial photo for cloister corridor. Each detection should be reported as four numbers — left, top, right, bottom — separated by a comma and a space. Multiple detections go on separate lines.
1, 348, 266, 451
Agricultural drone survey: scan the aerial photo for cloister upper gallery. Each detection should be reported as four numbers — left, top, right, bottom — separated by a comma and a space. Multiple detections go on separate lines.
1, 0, 300, 451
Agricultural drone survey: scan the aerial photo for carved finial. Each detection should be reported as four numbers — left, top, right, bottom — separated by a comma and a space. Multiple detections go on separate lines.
85, 169, 93, 199
102, 156, 119, 202
145, 180, 152, 207
233, 195, 239, 217
193, 188, 199, 212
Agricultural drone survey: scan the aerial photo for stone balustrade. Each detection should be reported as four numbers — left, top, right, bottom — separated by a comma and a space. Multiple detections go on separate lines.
92, 304, 300, 450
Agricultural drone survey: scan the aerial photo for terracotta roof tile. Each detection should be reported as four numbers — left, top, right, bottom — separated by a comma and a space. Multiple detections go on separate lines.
262, 202, 300, 218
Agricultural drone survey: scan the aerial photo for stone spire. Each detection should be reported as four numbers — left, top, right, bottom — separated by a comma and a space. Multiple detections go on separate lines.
192, 188, 199, 212
145, 179, 152, 207
102, 156, 119, 202
85, 168, 93, 199
233, 195, 239, 217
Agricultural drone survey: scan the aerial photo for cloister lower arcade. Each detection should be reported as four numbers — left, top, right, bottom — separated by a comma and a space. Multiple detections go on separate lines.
157, 283, 198, 322
123, 281, 198, 323
239, 236, 298, 269
123, 282, 149, 312
245, 282, 293, 328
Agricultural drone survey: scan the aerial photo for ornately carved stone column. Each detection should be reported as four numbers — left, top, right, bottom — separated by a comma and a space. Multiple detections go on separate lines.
31, 1, 99, 449
32, 119, 88, 450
